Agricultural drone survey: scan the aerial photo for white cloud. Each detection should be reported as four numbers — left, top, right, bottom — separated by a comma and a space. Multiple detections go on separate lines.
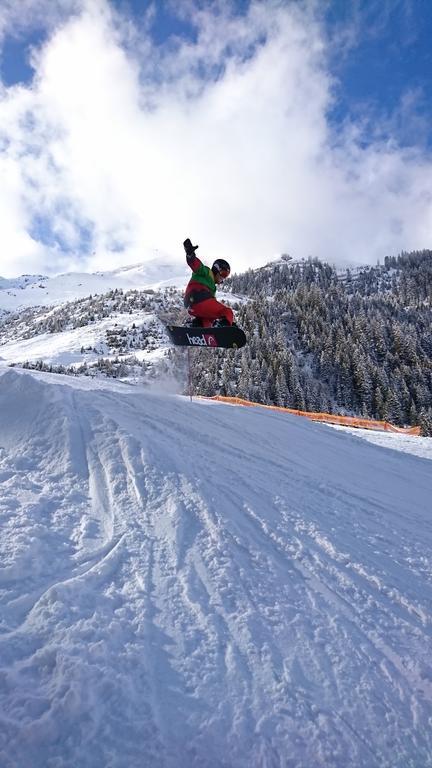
0, 0, 431, 278
0, 0, 81, 49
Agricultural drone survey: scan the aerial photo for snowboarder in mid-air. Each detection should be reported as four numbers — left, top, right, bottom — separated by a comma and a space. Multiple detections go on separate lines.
183, 238, 235, 328
165, 239, 245, 348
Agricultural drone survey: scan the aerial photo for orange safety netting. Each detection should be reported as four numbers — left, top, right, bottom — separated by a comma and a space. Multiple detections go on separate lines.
204, 396, 421, 436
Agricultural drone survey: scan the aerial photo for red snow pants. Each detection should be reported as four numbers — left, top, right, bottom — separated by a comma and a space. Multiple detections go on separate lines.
188, 298, 234, 327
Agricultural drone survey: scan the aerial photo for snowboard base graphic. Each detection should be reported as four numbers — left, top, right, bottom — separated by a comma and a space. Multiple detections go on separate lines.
166, 325, 246, 349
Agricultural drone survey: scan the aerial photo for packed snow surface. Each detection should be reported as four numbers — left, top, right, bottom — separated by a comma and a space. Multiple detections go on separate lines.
329, 423, 432, 462
1, 367, 431, 768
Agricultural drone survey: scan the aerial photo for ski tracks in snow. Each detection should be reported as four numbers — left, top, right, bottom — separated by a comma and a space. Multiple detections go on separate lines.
0, 369, 432, 767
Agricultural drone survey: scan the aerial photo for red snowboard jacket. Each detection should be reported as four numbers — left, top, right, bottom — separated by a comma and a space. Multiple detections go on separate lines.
184, 253, 217, 308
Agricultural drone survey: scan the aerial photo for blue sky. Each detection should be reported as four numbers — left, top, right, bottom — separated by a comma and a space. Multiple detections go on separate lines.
326, 0, 432, 147
2, 1, 431, 147
0, 0, 431, 276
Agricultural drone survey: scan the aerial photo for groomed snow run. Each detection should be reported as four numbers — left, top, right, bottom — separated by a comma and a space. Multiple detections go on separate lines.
0, 367, 431, 768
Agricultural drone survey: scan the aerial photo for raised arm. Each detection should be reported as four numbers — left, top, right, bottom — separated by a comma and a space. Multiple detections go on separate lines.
183, 238, 202, 272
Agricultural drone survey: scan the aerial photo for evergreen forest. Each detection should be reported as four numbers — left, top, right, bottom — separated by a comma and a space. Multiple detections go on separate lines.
186, 250, 432, 435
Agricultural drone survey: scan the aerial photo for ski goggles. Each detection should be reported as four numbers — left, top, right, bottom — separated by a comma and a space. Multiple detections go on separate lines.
218, 267, 230, 279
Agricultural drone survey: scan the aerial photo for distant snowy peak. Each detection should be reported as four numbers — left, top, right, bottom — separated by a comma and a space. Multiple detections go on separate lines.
262, 254, 293, 269
265, 256, 379, 274
96, 257, 186, 288
0, 274, 47, 291
0, 255, 186, 313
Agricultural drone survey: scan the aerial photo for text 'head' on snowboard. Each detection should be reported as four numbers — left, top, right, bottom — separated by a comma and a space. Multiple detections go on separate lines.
166, 324, 246, 349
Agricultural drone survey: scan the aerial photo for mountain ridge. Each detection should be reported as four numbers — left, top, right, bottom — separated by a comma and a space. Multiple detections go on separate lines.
0, 254, 186, 313
1, 249, 431, 433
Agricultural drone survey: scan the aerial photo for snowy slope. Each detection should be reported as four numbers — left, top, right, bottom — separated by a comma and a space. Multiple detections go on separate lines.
0, 366, 431, 768
329, 424, 432, 462
0, 254, 186, 313
0, 309, 167, 368
0, 258, 241, 373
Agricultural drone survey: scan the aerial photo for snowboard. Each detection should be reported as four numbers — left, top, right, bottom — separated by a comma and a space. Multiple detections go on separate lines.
166, 324, 246, 349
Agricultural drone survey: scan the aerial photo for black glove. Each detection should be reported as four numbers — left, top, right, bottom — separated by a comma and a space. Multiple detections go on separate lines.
183, 238, 199, 257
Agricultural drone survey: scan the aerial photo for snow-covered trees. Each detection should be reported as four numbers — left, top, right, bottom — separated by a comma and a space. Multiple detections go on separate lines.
190, 251, 432, 431
4, 249, 431, 435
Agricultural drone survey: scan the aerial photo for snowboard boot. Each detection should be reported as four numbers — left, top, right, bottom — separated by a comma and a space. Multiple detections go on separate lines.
212, 318, 230, 328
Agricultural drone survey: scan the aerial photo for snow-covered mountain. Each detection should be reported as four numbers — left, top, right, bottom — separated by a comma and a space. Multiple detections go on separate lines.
0, 253, 186, 313
0, 256, 190, 376
0, 365, 431, 767
1, 251, 431, 435
0, 259, 239, 379
0, 287, 181, 375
